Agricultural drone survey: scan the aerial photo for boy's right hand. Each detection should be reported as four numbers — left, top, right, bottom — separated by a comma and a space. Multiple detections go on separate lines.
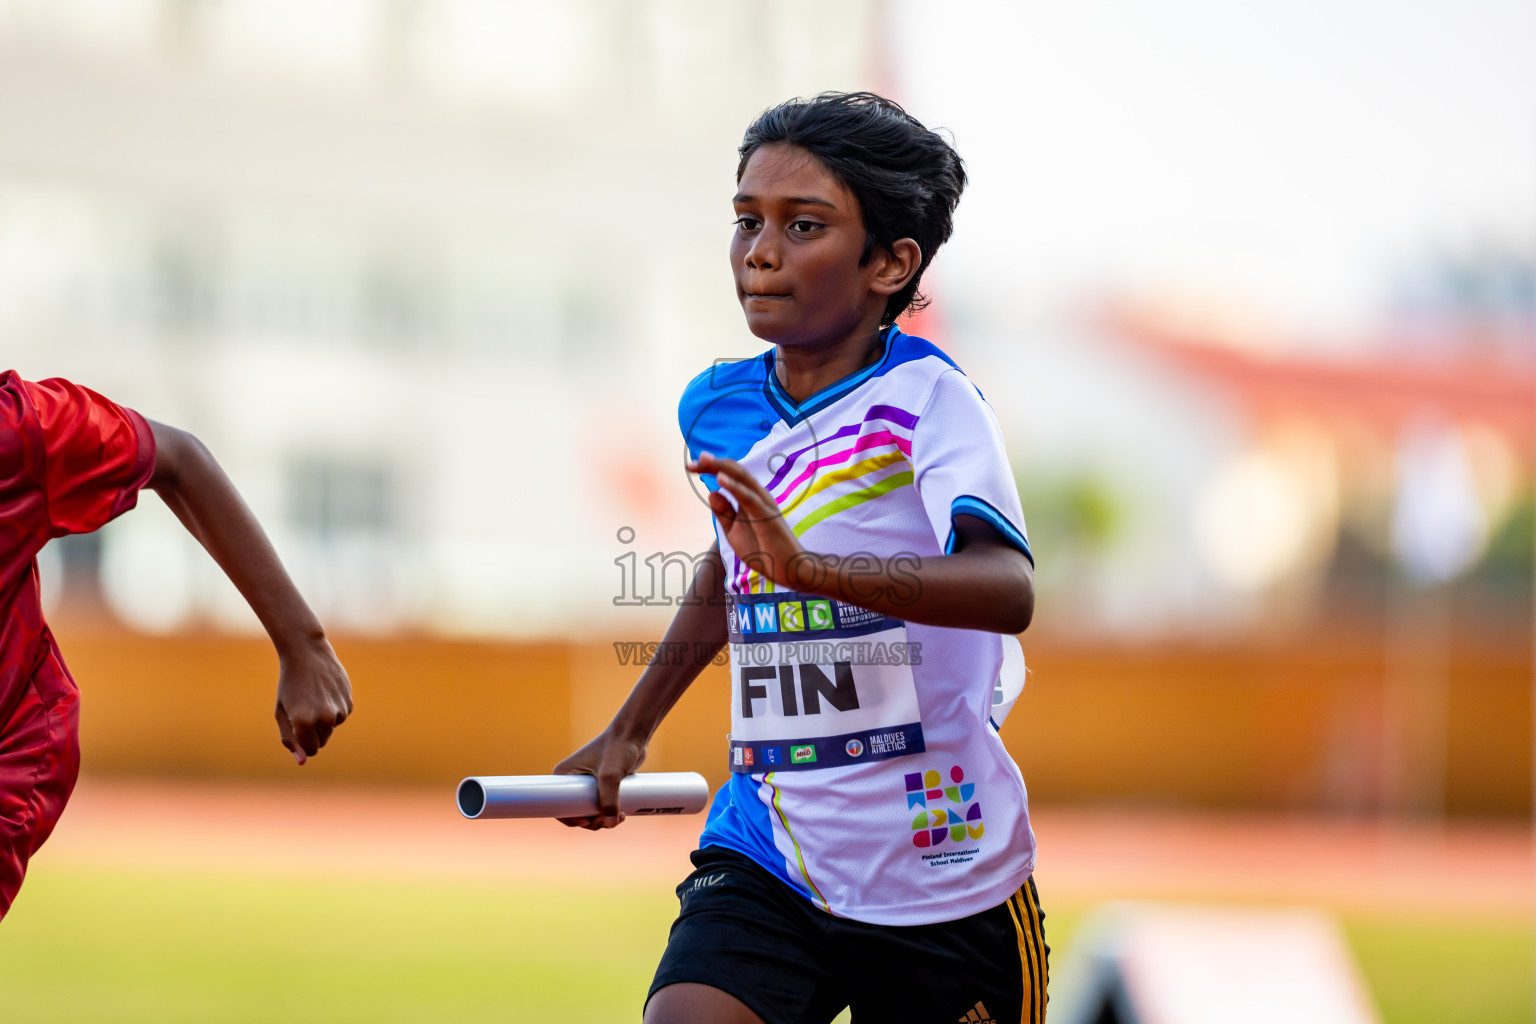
274, 634, 353, 765
553, 727, 648, 830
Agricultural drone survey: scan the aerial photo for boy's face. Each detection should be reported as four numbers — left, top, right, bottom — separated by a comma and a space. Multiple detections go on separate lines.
731, 144, 894, 349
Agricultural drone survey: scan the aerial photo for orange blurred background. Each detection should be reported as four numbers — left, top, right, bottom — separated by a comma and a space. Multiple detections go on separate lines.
57, 617, 1531, 817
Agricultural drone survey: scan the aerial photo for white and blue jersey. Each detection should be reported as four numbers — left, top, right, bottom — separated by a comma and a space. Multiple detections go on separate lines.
680, 325, 1036, 926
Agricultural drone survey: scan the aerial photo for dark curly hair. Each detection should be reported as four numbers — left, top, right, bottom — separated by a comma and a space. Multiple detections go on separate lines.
738, 92, 966, 326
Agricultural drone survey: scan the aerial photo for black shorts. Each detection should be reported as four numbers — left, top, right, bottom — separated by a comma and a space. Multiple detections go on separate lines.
648, 846, 1049, 1024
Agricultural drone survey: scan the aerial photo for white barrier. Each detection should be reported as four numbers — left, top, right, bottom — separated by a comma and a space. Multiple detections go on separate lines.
1050, 902, 1381, 1024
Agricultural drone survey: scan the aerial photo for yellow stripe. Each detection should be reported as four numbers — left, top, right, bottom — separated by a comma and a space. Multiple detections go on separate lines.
1022, 881, 1048, 1022
1004, 890, 1035, 1024
1023, 890, 1046, 1024
783, 449, 909, 511
765, 771, 829, 912
791, 469, 914, 538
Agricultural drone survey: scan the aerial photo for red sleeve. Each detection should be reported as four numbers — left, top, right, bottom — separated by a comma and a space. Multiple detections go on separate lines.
22, 378, 157, 538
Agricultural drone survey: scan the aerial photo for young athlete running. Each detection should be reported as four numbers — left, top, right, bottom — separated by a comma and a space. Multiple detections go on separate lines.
0, 372, 353, 920
555, 92, 1045, 1023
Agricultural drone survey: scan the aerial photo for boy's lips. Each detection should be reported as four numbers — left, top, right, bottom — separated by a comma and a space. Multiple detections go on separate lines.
743, 292, 791, 301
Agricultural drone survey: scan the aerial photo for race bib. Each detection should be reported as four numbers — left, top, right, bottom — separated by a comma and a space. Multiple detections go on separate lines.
725, 591, 926, 772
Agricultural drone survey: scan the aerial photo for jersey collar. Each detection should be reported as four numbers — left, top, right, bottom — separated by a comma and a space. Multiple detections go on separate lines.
763, 325, 902, 426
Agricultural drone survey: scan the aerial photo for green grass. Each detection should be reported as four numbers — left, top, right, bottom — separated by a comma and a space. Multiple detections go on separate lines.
1347, 914, 1534, 1024
0, 866, 1529, 1023
0, 867, 676, 1023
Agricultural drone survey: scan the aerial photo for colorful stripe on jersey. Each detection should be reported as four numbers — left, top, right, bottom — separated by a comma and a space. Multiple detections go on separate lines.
731, 403, 920, 595
698, 775, 803, 894
763, 403, 918, 494
765, 771, 829, 912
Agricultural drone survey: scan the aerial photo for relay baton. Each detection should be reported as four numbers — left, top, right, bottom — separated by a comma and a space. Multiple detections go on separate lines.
456, 772, 710, 820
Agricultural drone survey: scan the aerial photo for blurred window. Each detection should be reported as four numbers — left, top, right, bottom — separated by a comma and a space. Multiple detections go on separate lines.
149, 230, 220, 337
560, 287, 616, 362
284, 455, 411, 633
288, 456, 395, 541
359, 253, 442, 350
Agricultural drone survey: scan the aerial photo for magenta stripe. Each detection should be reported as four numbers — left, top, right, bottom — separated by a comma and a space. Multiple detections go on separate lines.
763, 405, 920, 491
762, 424, 861, 490
773, 430, 912, 505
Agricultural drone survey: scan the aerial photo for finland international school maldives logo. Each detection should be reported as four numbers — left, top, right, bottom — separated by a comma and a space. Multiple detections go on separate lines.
906, 766, 982, 848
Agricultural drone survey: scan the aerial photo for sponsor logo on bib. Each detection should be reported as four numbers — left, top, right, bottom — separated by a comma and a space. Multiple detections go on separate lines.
752, 603, 778, 633
791, 745, 817, 764
845, 738, 864, 757
806, 599, 833, 630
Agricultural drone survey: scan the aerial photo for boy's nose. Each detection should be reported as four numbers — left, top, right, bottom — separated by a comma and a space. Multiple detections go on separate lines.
745, 236, 778, 270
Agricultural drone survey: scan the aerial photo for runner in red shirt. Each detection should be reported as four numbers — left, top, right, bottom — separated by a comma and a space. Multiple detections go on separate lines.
0, 371, 353, 919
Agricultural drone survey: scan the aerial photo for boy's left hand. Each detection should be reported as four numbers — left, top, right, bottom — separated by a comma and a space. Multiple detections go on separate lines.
688, 452, 813, 591
274, 635, 353, 765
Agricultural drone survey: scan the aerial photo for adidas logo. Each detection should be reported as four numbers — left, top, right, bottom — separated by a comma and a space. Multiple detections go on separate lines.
959, 1001, 996, 1023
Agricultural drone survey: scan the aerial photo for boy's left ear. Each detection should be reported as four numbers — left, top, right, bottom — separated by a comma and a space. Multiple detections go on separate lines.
871, 238, 923, 296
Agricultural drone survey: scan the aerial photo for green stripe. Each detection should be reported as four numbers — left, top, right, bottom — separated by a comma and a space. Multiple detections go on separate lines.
766, 771, 829, 912
791, 470, 914, 538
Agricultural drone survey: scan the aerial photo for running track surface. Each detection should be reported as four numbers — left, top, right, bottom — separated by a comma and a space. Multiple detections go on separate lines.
39, 777, 1531, 917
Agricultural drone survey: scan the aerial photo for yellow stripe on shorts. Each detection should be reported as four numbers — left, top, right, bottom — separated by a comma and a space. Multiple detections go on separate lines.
1005, 880, 1049, 1023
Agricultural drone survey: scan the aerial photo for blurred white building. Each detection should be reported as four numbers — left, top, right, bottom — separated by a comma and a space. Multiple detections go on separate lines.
3, 0, 1529, 642
0, 0, 879, 637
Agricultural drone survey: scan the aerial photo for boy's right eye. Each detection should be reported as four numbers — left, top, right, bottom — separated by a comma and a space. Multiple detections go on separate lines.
733, 216, 761, 232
